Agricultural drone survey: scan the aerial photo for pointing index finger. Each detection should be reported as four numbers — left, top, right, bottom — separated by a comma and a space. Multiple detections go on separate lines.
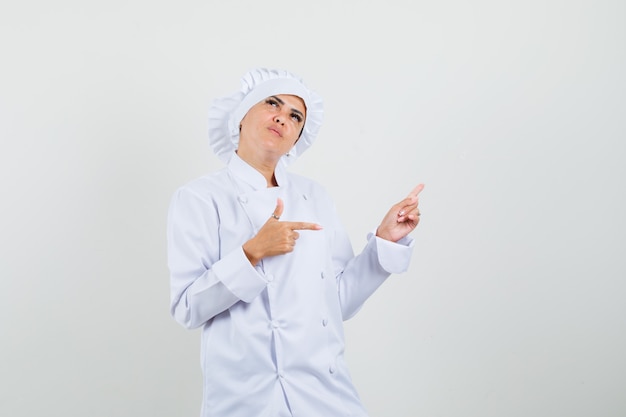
285, 221, 323, 231
408, 184, 425, 198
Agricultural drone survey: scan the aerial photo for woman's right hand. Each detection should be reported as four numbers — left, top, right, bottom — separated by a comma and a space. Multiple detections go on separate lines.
242, 198, 323, 265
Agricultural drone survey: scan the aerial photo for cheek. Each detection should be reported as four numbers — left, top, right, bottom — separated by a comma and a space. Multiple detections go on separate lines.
286, 128, 301, 144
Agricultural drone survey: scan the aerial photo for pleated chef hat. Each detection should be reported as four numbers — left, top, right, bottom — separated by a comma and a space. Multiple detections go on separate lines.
207, 68, 324, 164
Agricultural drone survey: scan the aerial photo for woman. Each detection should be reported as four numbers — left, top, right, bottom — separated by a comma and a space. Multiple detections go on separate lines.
167, 68, 423, 417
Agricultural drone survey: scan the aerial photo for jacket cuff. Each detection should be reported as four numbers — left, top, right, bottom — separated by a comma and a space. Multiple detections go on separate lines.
212, 247, 268, 302
367, 231, 415, 274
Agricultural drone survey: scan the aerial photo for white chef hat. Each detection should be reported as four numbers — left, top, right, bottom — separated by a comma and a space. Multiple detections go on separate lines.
207, 68, 324, 164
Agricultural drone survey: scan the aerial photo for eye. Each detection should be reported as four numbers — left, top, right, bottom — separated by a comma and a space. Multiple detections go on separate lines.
290, 113, 303, 123
265, 98, 279, 107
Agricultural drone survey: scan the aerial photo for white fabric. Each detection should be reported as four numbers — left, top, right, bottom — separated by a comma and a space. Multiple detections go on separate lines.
167, 152, 415, 417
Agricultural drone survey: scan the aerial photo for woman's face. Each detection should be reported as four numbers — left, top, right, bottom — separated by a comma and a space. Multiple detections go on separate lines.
238, 94, 306, 162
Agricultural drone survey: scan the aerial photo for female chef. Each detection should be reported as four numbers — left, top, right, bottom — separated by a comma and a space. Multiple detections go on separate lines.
167, 68, 423, 417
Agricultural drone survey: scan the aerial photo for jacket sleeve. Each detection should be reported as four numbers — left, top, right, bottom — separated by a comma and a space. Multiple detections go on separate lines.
167, 186, 268, 329
329, 204, 415, 320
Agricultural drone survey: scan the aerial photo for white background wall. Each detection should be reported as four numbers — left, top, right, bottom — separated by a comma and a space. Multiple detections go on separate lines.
1, 1, 624, 416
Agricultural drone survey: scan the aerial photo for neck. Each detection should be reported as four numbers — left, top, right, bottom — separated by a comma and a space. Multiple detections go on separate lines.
236, 150, 280, 187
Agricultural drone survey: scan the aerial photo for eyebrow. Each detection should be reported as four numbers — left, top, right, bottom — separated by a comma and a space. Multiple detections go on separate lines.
270, 95, 305, 119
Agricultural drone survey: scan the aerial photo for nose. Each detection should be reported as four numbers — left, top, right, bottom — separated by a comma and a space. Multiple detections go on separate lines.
273, 115, 284, 125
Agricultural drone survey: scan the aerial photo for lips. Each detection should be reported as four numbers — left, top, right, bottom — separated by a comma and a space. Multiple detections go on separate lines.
267, 127, 283, 137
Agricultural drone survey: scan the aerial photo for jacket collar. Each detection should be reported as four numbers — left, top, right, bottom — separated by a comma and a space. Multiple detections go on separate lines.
228, 151, 288, 191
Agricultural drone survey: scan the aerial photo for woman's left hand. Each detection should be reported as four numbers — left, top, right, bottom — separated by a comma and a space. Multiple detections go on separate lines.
376, 184, 424, 242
